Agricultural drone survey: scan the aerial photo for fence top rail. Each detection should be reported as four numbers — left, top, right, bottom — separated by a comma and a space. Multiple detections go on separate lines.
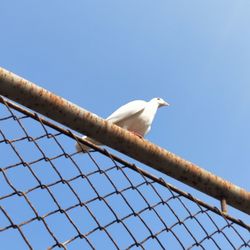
0, 66, 250, 215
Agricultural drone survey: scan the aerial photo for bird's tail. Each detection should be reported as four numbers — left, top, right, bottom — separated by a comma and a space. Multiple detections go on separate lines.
75, 136, 102, 153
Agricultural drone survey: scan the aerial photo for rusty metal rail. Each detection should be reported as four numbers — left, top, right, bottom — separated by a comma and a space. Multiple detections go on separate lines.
0, 66, 250, 215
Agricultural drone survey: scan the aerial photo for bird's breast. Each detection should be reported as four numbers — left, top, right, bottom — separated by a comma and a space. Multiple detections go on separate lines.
120, 111, 152, 136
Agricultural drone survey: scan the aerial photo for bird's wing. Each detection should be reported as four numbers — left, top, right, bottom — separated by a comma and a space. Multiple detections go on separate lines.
106, 100, 147, 124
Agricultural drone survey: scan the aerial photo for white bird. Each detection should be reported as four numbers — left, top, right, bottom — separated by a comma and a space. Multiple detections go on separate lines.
76, 97, 169, 152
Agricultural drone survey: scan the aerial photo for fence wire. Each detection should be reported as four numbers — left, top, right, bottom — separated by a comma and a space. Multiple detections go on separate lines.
0, 96, 249, 250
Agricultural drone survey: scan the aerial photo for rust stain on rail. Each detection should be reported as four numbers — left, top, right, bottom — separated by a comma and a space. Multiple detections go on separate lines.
0, 66, 250, 215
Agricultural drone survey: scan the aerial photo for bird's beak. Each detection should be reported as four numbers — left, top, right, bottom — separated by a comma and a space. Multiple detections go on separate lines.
160, 101, 169, 107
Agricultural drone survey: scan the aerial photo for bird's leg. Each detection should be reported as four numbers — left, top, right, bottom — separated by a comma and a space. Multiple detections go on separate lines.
129, 130, 143, 139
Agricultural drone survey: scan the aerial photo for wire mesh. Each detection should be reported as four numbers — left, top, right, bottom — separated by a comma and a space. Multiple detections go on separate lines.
0, 96, 249, 250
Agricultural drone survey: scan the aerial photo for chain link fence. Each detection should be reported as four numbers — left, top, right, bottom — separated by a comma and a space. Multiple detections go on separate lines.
0, 96, 249, 250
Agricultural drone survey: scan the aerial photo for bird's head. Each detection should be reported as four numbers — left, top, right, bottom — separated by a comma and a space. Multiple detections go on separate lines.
153, 97, 169, 108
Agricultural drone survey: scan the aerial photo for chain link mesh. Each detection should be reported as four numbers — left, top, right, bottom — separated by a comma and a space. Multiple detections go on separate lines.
0, 96, 249, 250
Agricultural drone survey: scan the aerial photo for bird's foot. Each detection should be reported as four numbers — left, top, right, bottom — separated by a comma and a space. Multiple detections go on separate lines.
130, 131, 143, 139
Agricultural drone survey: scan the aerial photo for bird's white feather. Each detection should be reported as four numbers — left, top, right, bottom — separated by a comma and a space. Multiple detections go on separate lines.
106, 100, 147, 124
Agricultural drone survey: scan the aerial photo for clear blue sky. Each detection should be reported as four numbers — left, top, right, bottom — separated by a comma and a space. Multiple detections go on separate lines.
1, 1, 250, 248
